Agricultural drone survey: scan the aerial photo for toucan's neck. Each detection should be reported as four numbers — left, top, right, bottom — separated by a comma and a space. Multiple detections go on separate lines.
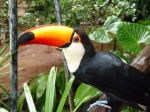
62, 43, 85, 73
63, 41, 96, 73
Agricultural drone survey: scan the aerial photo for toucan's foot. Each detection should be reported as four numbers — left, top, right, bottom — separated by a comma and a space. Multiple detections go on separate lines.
87, 100, 112, 111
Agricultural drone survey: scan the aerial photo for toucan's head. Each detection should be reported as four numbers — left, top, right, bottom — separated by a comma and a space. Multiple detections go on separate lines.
18, 24, 95, 73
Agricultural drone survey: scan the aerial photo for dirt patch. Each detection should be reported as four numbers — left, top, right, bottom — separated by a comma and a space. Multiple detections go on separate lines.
0, 41, 63, 91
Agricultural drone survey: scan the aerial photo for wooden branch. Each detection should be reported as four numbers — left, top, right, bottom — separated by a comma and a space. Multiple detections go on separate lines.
130, 43, 150, 73
88, 43, 150, 112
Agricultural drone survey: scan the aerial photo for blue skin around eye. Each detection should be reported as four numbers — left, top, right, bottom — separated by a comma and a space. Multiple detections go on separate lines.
74, 37, 79, 42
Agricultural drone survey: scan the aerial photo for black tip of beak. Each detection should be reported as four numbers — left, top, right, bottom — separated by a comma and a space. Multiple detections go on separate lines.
18, 32, 35, 47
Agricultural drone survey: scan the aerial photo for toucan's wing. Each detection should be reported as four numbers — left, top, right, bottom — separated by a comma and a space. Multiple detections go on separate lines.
107, 65, 150, 107
85, 52, 150, 107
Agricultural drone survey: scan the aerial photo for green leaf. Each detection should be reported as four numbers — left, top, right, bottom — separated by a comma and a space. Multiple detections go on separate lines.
122, 105, 140, 112
89, 27, 112, 43
0, 84, 10, 96
36, 75, 48, 99
116, 22, 150, 55
138, 19, 150, 26
17, 92, 25, 112
56, 74, 75, 112
56, 66, 66, 95
29, 74, 47, 94
73, 83, 100, 112
0, 43, 9, 56
103, 15, 122, 34
0, 108, 8, 112
45, 67, 57, 112
24, 82, 37, 112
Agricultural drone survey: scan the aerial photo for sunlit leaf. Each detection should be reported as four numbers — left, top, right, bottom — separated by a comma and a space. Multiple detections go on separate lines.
89, 27, 112, 43
24, 82, 37, 112
0, 108, 8, 112
18, 73, 47, 112
56, 74, 75, 112
116, 22, 150, 55
103, 15, 122, 34
45, 67, 57, 112
36, 75, 48, 99
73, 83, 100, 112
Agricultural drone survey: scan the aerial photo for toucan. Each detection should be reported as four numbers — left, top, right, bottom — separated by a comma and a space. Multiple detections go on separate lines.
18, 25, 150, 111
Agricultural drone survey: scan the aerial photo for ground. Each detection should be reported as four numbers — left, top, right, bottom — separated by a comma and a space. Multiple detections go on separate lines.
0, 41, 63, 91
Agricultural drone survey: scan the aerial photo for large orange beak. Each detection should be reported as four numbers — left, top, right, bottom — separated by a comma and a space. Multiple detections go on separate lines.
18, 25, 74, 48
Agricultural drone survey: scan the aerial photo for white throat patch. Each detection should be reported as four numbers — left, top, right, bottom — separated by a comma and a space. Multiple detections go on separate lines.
62, 43, 85, 73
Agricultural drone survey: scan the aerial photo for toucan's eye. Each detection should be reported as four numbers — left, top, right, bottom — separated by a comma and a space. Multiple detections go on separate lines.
73, 37, 79, 43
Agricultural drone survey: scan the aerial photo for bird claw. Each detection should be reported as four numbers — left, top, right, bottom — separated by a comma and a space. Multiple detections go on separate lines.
87, 100, 112, 111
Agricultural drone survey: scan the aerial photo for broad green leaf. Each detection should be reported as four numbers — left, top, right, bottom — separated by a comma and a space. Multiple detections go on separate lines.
29, 74, 47, 94
73, 83, 100, 111
103, 15, 122, 34
27, 73, 45, 86
24, 82, 37, 112
116, 22, 150, 55
0, 108, 8, 112
138, 19, 150, 26
56, 74, 75, 112
45, 67, 57, 112
89, 27, 112, 43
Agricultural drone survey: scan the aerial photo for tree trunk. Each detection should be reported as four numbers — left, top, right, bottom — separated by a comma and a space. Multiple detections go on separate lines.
88, 43, 150, 112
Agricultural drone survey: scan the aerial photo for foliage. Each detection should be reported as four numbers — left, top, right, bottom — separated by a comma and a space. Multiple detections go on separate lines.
18, 0, 56, 28
0, 44, 10, 76
90, 16, 150, 61
18, 66, 100, 112
116, 22, 150, 55
23, 82, 36, 112
0, 44, 10, 111
89, 28, 113, 43
15, 0, 150, 28
73, 83, 100, 112
19, 67, 76, 112
0, 1, 9, 35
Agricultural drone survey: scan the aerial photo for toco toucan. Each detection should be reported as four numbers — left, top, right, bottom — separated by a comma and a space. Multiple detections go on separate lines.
18, 25, 150, 111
